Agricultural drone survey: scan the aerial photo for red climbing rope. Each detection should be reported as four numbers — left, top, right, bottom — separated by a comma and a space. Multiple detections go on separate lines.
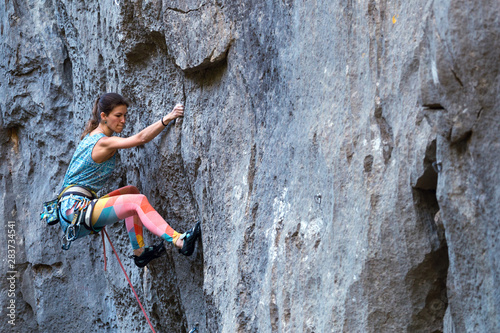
102, 227, 156, 333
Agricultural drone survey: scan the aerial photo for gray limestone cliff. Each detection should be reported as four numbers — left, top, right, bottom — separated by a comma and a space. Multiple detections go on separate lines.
0, 0, 499, 332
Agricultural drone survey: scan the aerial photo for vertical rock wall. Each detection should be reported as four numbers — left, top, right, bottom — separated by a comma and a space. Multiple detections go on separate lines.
0, 0, 498, 332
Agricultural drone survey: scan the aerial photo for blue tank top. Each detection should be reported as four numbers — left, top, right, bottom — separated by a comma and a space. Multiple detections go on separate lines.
62, 133, 116, 193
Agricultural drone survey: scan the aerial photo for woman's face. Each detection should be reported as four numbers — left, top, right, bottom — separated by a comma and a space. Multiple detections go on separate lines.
102, 105, 127, 134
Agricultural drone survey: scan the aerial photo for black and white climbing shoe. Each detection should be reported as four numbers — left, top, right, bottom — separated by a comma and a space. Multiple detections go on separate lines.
133, 241, 166, 268
179, 221, 201, 256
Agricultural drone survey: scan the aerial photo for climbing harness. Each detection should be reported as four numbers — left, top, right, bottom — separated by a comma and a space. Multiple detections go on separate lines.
41, 185, 96, 240
40, 185, 91, 225
102, 228, 156, 333
57, 185, 97, 250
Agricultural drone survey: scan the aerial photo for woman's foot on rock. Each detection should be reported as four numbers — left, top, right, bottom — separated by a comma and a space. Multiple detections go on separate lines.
132, 241, 166, 267
179, 221, 201, 256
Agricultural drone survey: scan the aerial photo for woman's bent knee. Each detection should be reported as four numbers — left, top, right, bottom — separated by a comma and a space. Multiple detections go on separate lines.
124, 185, 140, 194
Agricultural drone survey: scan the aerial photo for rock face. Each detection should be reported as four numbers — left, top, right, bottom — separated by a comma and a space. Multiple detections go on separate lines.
0, 0, 498, 332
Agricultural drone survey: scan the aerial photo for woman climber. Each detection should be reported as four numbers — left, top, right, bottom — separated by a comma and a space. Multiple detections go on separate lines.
57, 92, 201, 267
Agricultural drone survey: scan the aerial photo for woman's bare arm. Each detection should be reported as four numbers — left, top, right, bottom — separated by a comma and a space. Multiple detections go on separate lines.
92, 105, 183, 162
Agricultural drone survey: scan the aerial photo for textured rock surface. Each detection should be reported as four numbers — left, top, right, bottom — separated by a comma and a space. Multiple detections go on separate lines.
0, 0, 498, 332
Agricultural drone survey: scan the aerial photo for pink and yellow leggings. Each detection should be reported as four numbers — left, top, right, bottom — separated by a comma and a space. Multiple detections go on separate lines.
90, 186, 181, 249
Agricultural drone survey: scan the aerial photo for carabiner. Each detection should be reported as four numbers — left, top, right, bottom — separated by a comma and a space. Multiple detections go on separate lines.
432, 161, 442, 173
66, 225, 78, 242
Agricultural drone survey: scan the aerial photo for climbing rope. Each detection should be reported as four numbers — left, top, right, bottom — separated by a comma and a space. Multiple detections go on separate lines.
102, 228, 156, 333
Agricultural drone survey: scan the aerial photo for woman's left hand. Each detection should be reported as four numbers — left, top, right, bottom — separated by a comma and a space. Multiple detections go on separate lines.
168, 104, 184, 120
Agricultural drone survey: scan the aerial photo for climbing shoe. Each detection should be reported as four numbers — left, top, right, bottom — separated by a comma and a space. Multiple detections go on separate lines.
132, 241, 166, 268
179, 221, 201, 256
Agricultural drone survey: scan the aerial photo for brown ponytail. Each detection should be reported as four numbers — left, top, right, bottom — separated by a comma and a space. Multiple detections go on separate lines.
80, 93, 130, 139
80, 98, 100, 139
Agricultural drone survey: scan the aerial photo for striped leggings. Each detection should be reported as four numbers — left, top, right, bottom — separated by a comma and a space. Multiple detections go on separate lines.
90, 185, 181, 249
